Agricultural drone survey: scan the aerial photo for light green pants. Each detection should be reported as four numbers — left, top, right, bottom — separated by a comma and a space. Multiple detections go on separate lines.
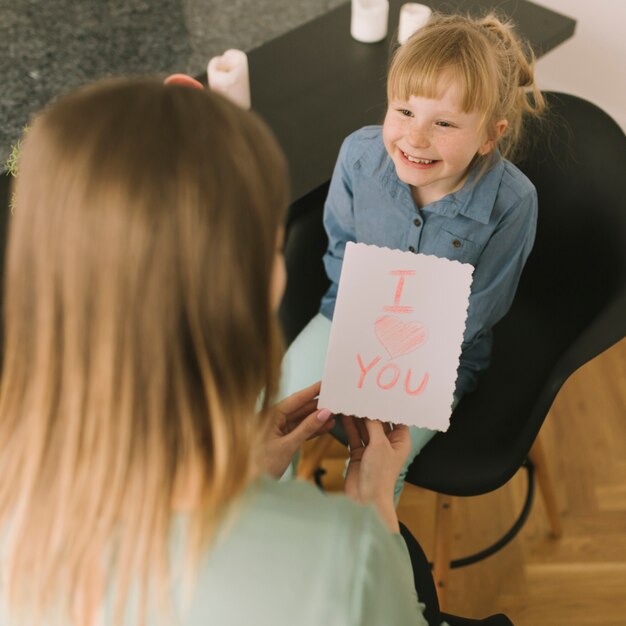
279, 313, 439, 503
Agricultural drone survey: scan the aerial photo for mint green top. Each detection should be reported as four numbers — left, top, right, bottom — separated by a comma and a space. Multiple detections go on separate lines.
0, 476, 428, 625
167, 476, 428, 626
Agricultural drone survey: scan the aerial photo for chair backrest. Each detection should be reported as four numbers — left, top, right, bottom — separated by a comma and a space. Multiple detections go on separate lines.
279, 92, 626, 496
279, 183, 330, 345
515, 92, 626, 364
408, 92, 626, 494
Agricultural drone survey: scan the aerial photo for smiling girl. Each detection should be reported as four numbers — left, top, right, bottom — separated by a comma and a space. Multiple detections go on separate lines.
281, 12, 545, 500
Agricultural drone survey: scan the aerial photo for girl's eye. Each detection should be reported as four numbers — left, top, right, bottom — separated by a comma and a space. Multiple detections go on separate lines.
436, 121, 454, 128
398, 109, 413, 117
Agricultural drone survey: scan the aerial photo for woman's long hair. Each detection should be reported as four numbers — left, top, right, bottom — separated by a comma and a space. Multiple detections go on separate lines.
0, 78, 288, 624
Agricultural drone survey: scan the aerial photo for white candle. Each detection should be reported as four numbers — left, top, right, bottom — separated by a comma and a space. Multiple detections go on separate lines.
398, 3, 432, 44
207, 49, 251, 109
350, 0, 389, 44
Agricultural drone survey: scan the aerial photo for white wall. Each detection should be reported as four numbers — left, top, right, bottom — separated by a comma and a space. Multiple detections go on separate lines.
532, 0, 626, 132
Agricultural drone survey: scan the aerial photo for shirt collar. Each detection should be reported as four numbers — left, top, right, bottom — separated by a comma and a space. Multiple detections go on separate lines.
454, 152, 504, 224
377, 149, 504, 225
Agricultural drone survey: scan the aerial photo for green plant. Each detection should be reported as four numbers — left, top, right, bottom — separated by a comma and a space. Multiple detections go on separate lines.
5, 126, 28, 177
5, 126, 29, 213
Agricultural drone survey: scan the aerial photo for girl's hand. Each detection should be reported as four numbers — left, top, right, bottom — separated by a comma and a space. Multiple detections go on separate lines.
343, 415, 411, 533
257, 381, 335, 478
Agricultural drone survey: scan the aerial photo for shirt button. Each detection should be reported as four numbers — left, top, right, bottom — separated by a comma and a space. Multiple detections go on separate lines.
452, 239, 462, 249
413, 218, 421, 227
408, 246, 416, 253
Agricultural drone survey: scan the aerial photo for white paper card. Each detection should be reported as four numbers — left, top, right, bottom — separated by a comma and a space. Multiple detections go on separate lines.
318, 242, 473, 431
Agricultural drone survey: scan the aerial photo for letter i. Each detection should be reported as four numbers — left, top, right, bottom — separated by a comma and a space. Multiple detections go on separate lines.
384, 270, 416, 314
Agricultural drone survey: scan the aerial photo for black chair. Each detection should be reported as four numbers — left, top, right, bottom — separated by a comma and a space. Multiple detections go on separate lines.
403, 91, 626, 603
279, 92, 626, 617
400, 522, 514, 626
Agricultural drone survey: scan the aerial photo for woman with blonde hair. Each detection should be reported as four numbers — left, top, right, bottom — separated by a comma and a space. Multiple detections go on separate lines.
0, 79, 429, 625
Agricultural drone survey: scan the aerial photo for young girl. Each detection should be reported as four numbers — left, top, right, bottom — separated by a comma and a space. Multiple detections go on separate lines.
281, 12, 545, 499
0, 78, 432, 625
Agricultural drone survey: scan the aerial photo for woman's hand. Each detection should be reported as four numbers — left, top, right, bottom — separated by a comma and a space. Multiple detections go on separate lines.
257, 381, 335, 478
343, 416, 411, 533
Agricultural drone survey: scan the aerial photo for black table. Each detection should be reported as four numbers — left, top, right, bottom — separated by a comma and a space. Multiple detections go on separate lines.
245, 0, 575, 211
0, 0, 575, 228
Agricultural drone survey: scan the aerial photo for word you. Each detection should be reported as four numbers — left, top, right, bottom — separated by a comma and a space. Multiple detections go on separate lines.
357, 354, 429, 395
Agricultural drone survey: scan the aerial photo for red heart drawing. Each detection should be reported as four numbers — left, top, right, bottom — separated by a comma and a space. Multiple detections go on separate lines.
374, 316, 428, 359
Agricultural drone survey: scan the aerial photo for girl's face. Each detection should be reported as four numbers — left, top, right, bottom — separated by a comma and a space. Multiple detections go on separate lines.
382, 80, 507, 207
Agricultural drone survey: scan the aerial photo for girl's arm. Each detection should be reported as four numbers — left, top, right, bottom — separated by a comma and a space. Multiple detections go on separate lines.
456, 187, 538, 398
320, 134, 358, 320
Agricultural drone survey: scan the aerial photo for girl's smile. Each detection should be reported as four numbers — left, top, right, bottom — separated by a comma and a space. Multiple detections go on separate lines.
398, 149, 439, 168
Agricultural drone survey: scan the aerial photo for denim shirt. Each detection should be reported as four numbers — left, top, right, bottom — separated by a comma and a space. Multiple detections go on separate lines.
321, 126, 537, 398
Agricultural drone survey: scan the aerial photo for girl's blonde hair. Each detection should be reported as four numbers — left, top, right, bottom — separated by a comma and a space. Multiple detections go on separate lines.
0, 78, 288, 624
388, 12, 545, 163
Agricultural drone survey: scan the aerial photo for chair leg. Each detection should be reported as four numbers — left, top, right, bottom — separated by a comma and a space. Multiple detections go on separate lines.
432, 493, 453, 611
296, 433, 336, 481
529, 432, 563, 538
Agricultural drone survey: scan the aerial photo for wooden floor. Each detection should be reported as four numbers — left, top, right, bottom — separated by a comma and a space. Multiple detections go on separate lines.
305, 338, 626, 626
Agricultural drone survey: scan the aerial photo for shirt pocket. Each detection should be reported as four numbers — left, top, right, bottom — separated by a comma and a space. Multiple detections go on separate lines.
430, 228, 481, 265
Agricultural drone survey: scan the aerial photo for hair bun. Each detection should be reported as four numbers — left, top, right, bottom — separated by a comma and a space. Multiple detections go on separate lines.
479, 14, 516, 46
479, 14, 535, 87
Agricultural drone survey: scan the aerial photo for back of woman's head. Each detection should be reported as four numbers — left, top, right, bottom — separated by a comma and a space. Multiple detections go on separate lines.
0, 78, 288, 623
388, 12, 545, 161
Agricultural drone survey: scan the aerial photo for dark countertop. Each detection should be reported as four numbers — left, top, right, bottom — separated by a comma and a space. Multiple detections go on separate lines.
0, 0, 344, 165
0, 0, 575, 175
